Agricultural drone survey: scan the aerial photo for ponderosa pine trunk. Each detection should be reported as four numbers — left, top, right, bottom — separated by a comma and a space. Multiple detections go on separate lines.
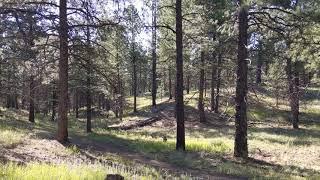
215, 52, 222, 113
151, 0, 157, 108
86, 2, 92, 133
169, 67, 173, 100
29, 76, 35, 123
57, 0, 69, 143
198, 51, 206, 123
234, 3, 248, 158
133, 55, 137, 113
132, 42, 137, 113
211, 53, 216, 111
14, 94, 18, 109
175, 0, 185, 151
86, 66, 92, 132
204, 75, 207, 98
51, 87, 57, 121
75, 90, 79, 118
186, 74, 190, 94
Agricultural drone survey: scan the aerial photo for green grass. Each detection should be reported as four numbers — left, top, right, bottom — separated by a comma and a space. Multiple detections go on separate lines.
0, 130, 24, 148
0, 162, 164, 180
90, 130, 232, 155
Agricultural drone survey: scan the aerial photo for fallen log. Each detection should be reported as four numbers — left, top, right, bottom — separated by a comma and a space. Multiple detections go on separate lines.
107, 116, 160, 130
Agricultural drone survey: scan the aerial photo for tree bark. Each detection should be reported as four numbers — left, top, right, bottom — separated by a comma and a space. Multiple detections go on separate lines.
186, 74, 190, 94
215, 52, 222, 113
14, 94, 19, 109
57, 0, 69, 143
86, 69, 92, 133
234, 3, 248, 158
211, 53, 216, 111
86, 2, 92, 133
151, 0, 157, 108
198, 51, 206, 123
51, 88, 57, 121
169, 67, 173, 100
175, 0, 185, 151
29, 76, 35, 123
75, 90, 79, 118
132, 44, 137, 113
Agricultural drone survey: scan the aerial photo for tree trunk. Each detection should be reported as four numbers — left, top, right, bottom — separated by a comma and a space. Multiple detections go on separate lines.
29, 76, 35, 123
75, 90, 79, 118
198, 51, 206, 123
86, 71, 92, 132
6, 95, 10, 108
57, 0, 69, 143
169, 67, 173, 100
211, 53, 216, 111
14, 94, 19, 109
234, 4, 248, 158
204, 74, 207, 98
51, 88, 57, 121
215, 52, 222, 113
133, 44, 137, 113
86, 3, 92, 133
151, 0, 157, 108
175, 0, 185, 151
186, 74, 190, 94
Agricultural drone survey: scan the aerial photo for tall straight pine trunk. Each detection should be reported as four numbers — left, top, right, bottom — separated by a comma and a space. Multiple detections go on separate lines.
86, 2, 92, 133
29, 76, 35, 123
198, 51, 205, 123
51, 87, 57, 121
57, 0, 69, 143
215, 52, 222, 113
133, 47, 137, 113
168, 67, 173, 100
211, 52, 216, 111
175, 0, 185, 151
234, 3, 248, 158
151, 0, 157, 108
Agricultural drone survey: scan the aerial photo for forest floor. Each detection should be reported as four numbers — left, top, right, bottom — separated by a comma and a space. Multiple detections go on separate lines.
0, 86, 320, 179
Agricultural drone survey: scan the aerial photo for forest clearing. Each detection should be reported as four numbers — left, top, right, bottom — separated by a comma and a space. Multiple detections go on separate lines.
0, 0, 320, 179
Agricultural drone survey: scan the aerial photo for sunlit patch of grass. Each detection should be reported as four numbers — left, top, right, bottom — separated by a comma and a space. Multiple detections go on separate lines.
0, 130, 25, 148
90, 130, 231, 155
186, 139, 232, 154
0, 162, 163, 180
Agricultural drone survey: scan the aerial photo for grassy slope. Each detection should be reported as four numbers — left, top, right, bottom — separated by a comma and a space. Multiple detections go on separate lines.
0, 86, 319, 179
